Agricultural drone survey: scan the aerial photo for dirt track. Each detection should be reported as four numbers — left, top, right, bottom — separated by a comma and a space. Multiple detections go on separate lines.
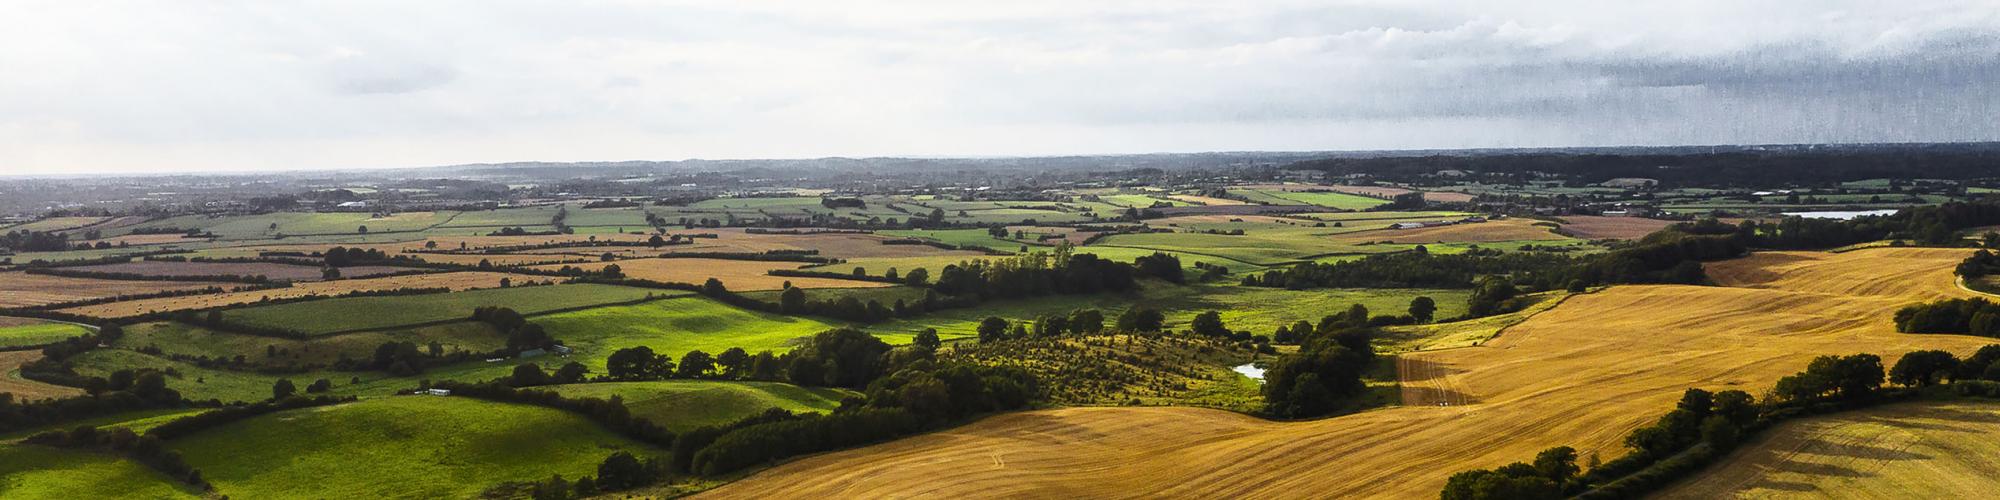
698, 248, 1996, 499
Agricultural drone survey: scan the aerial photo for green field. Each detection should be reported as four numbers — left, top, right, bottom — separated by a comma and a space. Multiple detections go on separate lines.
171, 396, 665, 499
1098, 194, 1186, 208
436, 206, 563, 227
0, 408, 209, 441
64, 348, 513, 403
1262, 190, 1390, 210
546, 380, 852, 431
112, 321, 507, 369
867, 281, 1467, 339
0, 320, 91, 348
117, 212, 454, 239
221, 284, 674, 335
534, 296, 845, 369
0, 445, 199, 499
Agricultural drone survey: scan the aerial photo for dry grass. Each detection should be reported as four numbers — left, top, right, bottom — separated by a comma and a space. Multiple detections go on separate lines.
0, 272, 228, 308
0, 351, 82, 401
58, 271, 543, 318
1332, 218, 1568, 244
1165, 194, 1247, 206
698, 247, 1996, 499
1660, 401, 2000, 498
74, 233, 210, 247
528, 258, 891, 291
1559, 215, 1677, 240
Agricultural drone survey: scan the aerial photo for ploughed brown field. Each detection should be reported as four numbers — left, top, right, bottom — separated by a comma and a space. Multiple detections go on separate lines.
57, 271, 543, 318
1559, 215, 1679, 240
698, 247, 1996, 499
0, 272, 228, 308
527, 258, 892, 291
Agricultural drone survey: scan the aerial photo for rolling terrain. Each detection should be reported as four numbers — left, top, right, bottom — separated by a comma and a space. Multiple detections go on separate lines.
1658, 401, 2000, 498
698, 247, 1998, 498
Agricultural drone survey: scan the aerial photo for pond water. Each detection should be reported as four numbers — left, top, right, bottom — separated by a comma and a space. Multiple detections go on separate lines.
1233, 363, 1265, 382
1780, 209, 1899, 220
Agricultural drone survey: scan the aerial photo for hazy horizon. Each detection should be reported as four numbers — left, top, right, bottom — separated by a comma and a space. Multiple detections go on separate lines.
5, 1, 1997, 175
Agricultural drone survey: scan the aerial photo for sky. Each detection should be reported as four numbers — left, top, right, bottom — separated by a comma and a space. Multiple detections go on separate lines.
2, 0, 1997, 175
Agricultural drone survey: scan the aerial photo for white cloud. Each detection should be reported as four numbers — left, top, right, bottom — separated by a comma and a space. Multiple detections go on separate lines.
0, 0, 1996, 174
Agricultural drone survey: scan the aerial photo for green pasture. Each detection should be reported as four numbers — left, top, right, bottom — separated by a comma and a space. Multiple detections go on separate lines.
533, 296, 844, 369
546, 380, 852, 432
220, 284, 673, 335
0, 320, 91, 348
0, 445, 199, 499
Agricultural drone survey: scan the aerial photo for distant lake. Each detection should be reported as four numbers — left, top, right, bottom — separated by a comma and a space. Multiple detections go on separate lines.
1233, 363, 1265, 382
1781, 209, 1899, 220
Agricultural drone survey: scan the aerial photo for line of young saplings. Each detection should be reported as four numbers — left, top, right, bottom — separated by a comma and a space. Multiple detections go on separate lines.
440, 327, 1038, 499
1441, 346, 2000, 500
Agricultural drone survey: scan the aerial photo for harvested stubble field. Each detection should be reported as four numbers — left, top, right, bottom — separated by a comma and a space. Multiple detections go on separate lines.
0, 272, 228, 308
698, 247, 1997, 499
72, 261, 408, 281
530, 258, 891, 291
58, 271, 546, 318
0, 351, 82, 400
1558, 215, 1678, 240
1658, 400, 2000, 498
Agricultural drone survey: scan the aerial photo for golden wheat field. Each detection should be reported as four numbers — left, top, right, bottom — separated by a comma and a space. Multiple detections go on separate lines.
0, 272, 229, 308
698, 247, 1999, 499
528, 258, 892, 291
1655, 401, 2000, 498
57, 271, 543, 318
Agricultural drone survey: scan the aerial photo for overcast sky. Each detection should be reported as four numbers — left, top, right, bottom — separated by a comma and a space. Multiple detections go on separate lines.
3, 1, 1997, 175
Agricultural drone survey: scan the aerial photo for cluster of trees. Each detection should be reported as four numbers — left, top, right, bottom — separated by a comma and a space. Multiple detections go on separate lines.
930, 249, 1152, 300
321, 246, 397, 267
599, 346, 779, 382
470, 306, 563, 354
0, 229, 69, 252
542, 263, 625, 279
1957, 249, 2000, 279
1287, 147, 2000, 187
1262, 314, 1375, 418
973, 308, 1125, 343
1440, 447, 1582, 500
25, 266, 276, 285
1893, 297, 2000, 336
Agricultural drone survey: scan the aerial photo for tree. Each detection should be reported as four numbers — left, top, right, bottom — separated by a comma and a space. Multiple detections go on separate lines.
913, 328, 942, 350
716, 347, 750, 379
271, 379, 296, 400
1409, 296, 1437, 323
1344, 303, 1370, 327
1067, 309, 1104, 334
677, 350, 716, 379
648, 234, 666, 247
1530, 446, 1579, 485
1890, 350, 1959, 387
552, 362, 590, 384
322, 267, 341, 280
779, 287, 807, 314
512, 363, 549, 387
786, 328, 891, 387
306, 378, 332, 393
607, 346, 671, 380
595, 452, 652, 490
1190, 310, 1228, 337
1116, 308, 1165, 332
977, 317, 1010, 343
904, 267, 929, 286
